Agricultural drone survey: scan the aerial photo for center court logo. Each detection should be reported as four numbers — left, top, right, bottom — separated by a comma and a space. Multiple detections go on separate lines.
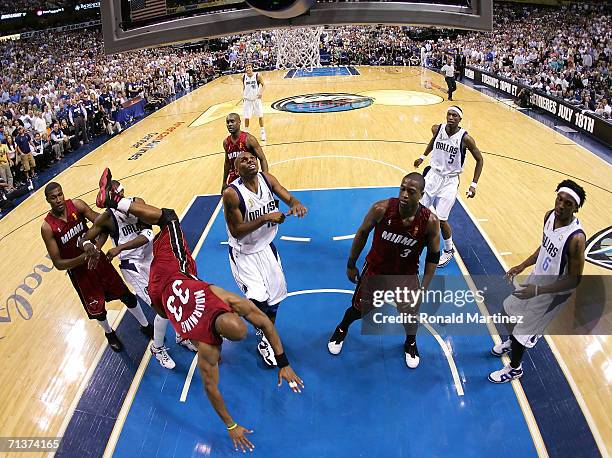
585, 226, 612, 270
272, 93, 374, 113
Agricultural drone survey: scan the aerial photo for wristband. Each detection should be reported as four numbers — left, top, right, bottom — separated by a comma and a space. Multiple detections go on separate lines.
419, 155, 426, 161
276, 352, 289, 368
470, 181, 478, 188
227, 423, 238, 430
81, 239, 94, 249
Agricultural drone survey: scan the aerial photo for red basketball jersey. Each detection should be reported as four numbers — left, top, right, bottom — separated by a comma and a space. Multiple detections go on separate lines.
224, 131, 248, 183
44, 199, 88, 261
365, 199, 431, 275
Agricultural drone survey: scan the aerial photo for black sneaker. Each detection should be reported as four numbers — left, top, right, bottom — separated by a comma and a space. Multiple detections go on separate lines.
105, 331, 124, 352
404, 341, 420, 368
140, 324, 154, 339
327, 326, 347, 355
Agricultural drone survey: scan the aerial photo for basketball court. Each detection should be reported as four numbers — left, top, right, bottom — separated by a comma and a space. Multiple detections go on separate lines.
0, 52, 610, 458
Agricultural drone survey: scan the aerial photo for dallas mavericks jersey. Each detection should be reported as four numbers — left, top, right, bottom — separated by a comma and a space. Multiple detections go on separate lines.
227, 173, 278, 254
429, 123, 468, 176
108, 199, 153, 263
243, 73, 259, 101
530, 212, 584, 282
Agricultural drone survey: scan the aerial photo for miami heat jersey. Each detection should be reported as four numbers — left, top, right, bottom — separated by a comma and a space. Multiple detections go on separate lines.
44, 199, 88, 262
227, 172, 278, 254
243, 73, 259, 101
108, 199, 153, 262
365, 199, 431, 275
429, 123, 468, 176
224, 131, 249, 183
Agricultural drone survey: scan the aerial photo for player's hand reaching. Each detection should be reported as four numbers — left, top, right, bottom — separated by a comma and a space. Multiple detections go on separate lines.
266, 212, 286, 224
85, 248, 100, 270
346, 266, 360, 284
106, 247, 122, 261
228, 424, 254, 453
513, 283, 537, 299
287, 203, 307, 218
504, 265, 524, 282
466, 186, 477, 198
278, 366, 304, 393
413, 157, 424, 168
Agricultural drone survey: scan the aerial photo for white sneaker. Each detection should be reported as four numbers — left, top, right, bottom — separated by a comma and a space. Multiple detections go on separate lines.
438, 248, 455, 268
404, 341, 420, 369
327, 326, 347, 355
150, 344, 176, 369
491, 339, 512, 357
257, 333, 277, 366
488, 364, 523, 383
176, 335, 197, 352
260, 129, 266, 142
27, 180, 34, 191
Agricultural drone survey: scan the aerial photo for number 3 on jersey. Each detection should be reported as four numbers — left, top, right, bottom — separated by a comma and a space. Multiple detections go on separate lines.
400, 248, 412, 258
166, 279, 190, 321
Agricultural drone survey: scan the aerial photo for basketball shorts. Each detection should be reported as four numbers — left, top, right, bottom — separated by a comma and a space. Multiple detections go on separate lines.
68, 257, 130, 319
243, 99, 263, 119
420, 169, 459, 221
228, 243, 287, 306
503, 289, 572, 348
120, 257, 152, 306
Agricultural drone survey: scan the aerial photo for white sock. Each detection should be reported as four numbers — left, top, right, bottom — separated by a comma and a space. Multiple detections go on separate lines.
154, 315, 168, 348
117, 197, 131, 214
98, 318, 112, 333
260, 127, 265, 134
128, 303, 149, 326
444, 236, 453, 251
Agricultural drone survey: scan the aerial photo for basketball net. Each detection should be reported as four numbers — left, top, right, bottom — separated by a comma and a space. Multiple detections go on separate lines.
275, 26, 323, 71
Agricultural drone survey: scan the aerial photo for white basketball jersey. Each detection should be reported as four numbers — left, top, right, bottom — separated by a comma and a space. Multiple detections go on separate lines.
227, 173, 278, 254
428, 124, 468, 176
530, 212, 584, 280
109, 200, 153, 263
243, 73, 259, 101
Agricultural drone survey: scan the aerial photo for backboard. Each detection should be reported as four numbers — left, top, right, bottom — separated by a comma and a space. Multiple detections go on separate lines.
101, 0, 493, 54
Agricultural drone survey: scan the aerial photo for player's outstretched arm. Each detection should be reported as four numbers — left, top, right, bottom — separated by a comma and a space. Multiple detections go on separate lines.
464, 134, 483, 198
195, 342, 255, 452
41, 221, 88, 271
223, 186, 284, 238
263, 172, 307, 217
422, 212, 441, 291
247, 135, 268, 173
346, 200, 388, 282
221, 141, 230, 192
210, 285, 304, 393
72, 198, 101, 224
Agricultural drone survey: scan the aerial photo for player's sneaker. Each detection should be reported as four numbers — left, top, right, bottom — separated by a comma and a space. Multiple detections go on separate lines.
488, 364, 523, 383
139, 324, 154, 339
260, 128, 266, 142
105, 331, 123, 352
327, 326, 347, 355
491, 339, 512, 357
256, 330, 277, 366
438, 248, 455, 268
150, 344, 176, 369
176, 335, 197, 352
404, 341, 420, 368
96, 167, 120, 209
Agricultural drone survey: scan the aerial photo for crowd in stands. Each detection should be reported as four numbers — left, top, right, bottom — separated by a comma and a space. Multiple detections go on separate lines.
0, 2, 610, 208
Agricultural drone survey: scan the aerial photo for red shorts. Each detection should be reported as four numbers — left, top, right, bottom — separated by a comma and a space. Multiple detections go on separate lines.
68, 257, 129, 319
226, 169, 239, 185
149, 223, 198, 310
352, 262, 420, 312
161, 276, 232, 345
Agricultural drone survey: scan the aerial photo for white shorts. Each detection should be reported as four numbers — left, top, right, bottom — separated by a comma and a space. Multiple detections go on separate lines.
243, 98, 263, 119
503, 290, 572, 348
420, 169, 459, 221
228, 243, 287, 305
120, 258, 152, 306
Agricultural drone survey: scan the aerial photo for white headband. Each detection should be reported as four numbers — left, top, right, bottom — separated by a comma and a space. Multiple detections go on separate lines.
557, 187, 581, 206
115, 183, 124, 193
448, 106, 463, 118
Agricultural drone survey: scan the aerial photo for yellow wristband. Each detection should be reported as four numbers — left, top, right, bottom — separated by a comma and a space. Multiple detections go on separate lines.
227, 423, 238, 430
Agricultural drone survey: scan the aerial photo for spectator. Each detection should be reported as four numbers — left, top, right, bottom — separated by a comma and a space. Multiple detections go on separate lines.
0, 140, 14, 191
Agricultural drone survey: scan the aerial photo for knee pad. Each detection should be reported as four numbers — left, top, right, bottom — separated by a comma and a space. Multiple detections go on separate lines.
158, 208, 179, 227
121, 293, 137, 309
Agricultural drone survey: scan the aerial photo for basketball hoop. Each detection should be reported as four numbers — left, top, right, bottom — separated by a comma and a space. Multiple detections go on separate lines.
274, 26, 323, 71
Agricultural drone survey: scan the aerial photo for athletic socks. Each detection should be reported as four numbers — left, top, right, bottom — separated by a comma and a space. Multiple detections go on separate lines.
153, 314, 168, 348
97, 318, 112, 333
338, 306, 361, 332
444, 236, 453, 252
127, 303, 149, 327
117, 197, 131, 214
510, 335, 526, 369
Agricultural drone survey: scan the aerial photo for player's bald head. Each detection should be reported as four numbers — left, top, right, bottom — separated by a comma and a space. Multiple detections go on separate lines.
402, 172, 425, 192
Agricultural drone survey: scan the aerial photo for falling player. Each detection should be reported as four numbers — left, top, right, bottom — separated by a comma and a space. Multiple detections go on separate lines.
242, 63, 266, 141
81, 180, 197, 370
95, 168, 304, 451
489, 180, 586, 383
221, 113, 269, 192
223, 150, 307, 366
328, 173, 441, 368
41, 182, 152, 352
414, 106, 484, 267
